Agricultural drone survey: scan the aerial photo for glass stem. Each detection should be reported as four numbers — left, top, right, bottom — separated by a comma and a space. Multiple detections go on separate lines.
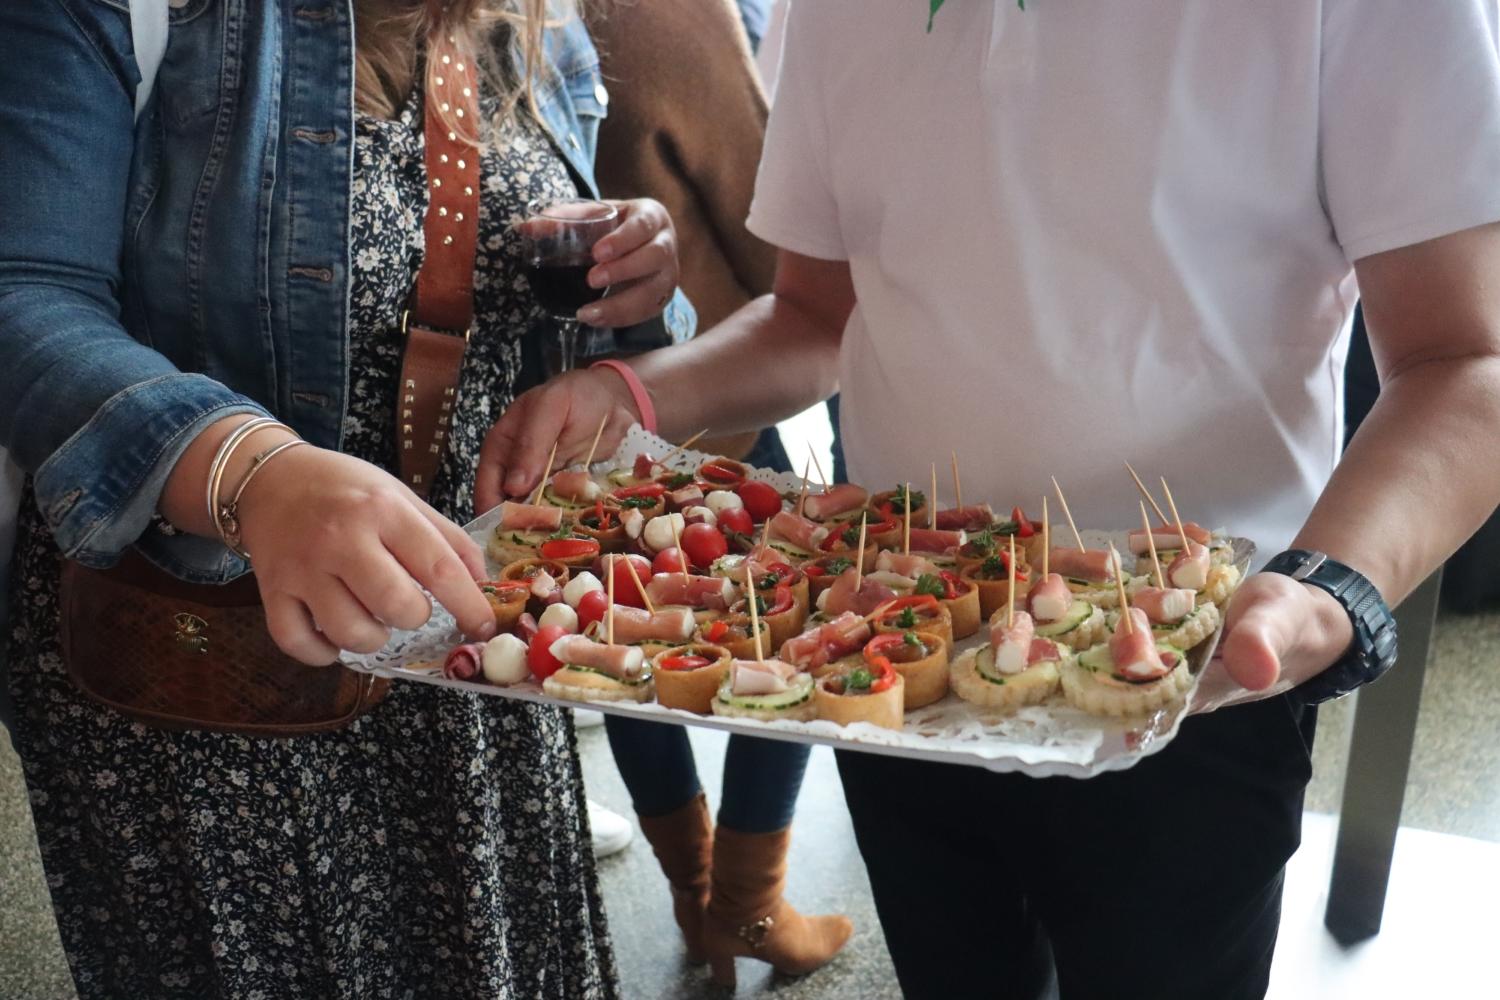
558, 318, 580, 373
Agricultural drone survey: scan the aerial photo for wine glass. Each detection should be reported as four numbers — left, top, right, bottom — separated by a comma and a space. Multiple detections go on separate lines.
517, 198, 619, 373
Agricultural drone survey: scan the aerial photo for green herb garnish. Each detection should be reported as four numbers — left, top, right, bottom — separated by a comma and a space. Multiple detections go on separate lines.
897, 607, 918, 629
666, 473, 694, 490
888, 485, 926, 514
980, 555, 1006, 578
619, 495, 655, 509
902, 631, 923, 647
824, 557, 854, 575
913, 574, 946, 599
966, 529, 996, 556
758, 571, 782, 589
546, 528, 573, 542
845, 667, 875, 693
840, 525, 861, 546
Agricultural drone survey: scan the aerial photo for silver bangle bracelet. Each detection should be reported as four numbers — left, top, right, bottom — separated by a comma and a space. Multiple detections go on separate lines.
203, 417, 280, 528
217, 438, 309, 560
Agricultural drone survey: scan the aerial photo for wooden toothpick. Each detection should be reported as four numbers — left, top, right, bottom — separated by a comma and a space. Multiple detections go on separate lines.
1006, 533, 1016, 629
657, 428, 709, 470
1041, 496, 1050, 578
854, 513, 868, 590
623, 555, 655, 614
606, 554, 616, 646
1140, 501, 1165, 589
950, 451, 964, 511
929, 464, 938, 531
581, 413, 609, 469
796, 457, 812, 519
1160, 477, 1191, 552
744, 564, 764, 663
809, 448, 831, 494
1112, 548, 1133, 634
529, 440, 560, 506
669, 514, 689, 586
760, 514, 771, 550
1126, 462, 1170, 526
1051, 476, 1085, 552
903, 482, 912, 556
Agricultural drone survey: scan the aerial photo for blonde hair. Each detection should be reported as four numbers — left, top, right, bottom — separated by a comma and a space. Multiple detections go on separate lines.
353, 0, 568, 144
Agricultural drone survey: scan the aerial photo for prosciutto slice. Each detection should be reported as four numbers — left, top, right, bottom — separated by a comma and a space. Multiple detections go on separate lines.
934, 504, 994, 532
1133, 586, 1196, 625
646, 573, 736, 611
1127, 521, 1212, 555
667, 484, 705, 510
1109, 609, 1168, 680
803, 483, 869, 521
729, 657, 799, 696
621, 506, 646, 540
820, 568, 898, 617
1027, 572, 1073, 623
633, 453, 659, 479
1048, 547, 1116, 583
904, 527, 965, 553
1168, 542, 1212, 591
875, 551, 941, 579
779, 612, 871, 671
529, 570, 560, 601
548, 635, 646, 678
442, 643, 485, 681
1028, 637, 1063, 665
551, 469, 602, 503
989, 610, 1035, 675
608, 605, 696, 644
499, 501, 563, 533
769, 511, 829, 552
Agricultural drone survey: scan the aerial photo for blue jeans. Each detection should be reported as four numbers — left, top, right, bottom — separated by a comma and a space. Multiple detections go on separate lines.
604, 716, 811, 833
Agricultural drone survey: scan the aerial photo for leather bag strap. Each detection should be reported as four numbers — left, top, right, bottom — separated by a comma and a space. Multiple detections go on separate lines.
398, 11, 482, 497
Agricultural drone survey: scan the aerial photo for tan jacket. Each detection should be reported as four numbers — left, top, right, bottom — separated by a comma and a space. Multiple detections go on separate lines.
586, 0, 778, 457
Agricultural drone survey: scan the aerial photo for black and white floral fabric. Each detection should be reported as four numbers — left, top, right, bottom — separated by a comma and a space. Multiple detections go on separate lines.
4, 86, 619, 999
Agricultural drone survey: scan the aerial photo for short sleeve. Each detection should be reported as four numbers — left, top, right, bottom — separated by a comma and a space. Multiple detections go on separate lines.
1321, 0, 1500, 262
745, 3, 847, 261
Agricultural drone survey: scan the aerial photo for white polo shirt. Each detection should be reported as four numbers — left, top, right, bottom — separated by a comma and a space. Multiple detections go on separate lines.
748, 0, 1500, 557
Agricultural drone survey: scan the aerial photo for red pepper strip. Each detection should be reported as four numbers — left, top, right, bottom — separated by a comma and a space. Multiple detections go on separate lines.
882, 594, 941, 615
764, 584, 795, 617
863, 632, 911, 663
938, 571, 963, 601
659, 655, 712, 672
705, 619, 730, 643
1011, 507, 1035, 538
613, 483, 667, 499
856, 658, 898, 694
540, 537, 601, 560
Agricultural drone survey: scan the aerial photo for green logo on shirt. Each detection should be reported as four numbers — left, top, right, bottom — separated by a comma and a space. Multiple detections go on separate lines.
928, 0, 1027, 33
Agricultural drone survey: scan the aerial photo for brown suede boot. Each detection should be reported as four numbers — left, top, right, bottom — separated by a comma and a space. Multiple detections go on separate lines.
702, 826, 854, 987
636, 793, 714, 963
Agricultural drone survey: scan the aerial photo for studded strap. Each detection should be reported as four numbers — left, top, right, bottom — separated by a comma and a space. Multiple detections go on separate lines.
398, 14, 481, 498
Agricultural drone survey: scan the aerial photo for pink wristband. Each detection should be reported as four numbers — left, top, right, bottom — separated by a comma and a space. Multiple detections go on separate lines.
591, 359, 657, 433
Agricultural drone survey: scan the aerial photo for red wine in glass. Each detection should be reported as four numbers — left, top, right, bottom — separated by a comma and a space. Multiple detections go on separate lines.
516, 198, 618, 372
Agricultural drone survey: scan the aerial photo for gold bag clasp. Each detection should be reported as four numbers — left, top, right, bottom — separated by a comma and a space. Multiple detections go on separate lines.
173, 612, 209, 654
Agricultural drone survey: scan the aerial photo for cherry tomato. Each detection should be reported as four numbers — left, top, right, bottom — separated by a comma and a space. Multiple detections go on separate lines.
540, 537, 601, 561
653, 547, 691, 576
528, 625, 569, 680
704, 619, 730, 643
735, 480, 783, 522
607, 553, 653, 608
716, 506, 754, 538
1011, 507, 1035, 538
575, 590, 610, 632
658, 655, 712, 672
680, 522, 728, 570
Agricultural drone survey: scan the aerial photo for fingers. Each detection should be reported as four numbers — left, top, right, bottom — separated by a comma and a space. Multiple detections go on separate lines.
1219, 611, 1283, 691
590, 198, 669, 267
409, 492, 488, 581
303, 576, 393, 655
378, 508, 497, 641
1218, 578, 1298, 691
339, 547, 434, 633
580, 267, 677, 329
501, 385, 572, 498
263, 592, 342, 666
476, 391, 530, 514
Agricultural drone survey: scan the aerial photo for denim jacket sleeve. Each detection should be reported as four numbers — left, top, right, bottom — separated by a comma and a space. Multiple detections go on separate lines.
0, 1, 269, 573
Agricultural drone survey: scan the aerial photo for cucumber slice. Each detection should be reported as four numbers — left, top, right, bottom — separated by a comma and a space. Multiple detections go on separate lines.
1034, 599, 1094, 638
560, 665, 653, 687
542, 486, 596, 510
607, 469, 642, 488
494, 528, 549, 548
768, 539, 816, 561
974, 647, 1008, 685
715, 673, 814, 710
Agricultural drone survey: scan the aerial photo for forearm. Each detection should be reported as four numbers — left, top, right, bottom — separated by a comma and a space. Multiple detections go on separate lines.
627, 291, 841, 440
158, 414, 299, 538
1293, 353, 1500, 605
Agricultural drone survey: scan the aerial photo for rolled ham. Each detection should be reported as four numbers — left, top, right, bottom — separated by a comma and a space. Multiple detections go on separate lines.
1109, 609, 1168, 680
514, 612, 540, 643
729, 657, 799, 696
1028, 637, 1063, 665
667, 484, 705, 510
989, 610, 1035, 675
499, 501, 563, 533
548, 635, 646, 679
633, 453, 658, 479
1168, 542, 1212, 591
1048, 547, 1116, 583
621, 507, 645, 540
1027, 572, 1073, 623
551, 469, 602, 503
905, 527, 966, 553
646, 573, 736, 611
1133, 586, 1196, 625
1127, 521, 1212, 555
780, 612, 871, 671
442, 643, 486, 681
529, 569, 560, 601
608, 605, 696, 644
820, 568, 898, 617
934, 504, 994, 532
803, 483, 869, 521
769, 511, 829, 552
875, 551, 941, 579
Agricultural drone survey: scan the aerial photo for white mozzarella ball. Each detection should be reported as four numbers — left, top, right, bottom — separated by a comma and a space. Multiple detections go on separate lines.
538, 603, 580, 634
481, 634, 531, 685
705, 490, 744, 516
643, 513, 686, 554
682, 505, 717, 528
562, 571, 604, 608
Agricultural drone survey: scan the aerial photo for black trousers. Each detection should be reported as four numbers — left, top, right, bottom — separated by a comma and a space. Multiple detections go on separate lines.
836, 695, 1316, 1000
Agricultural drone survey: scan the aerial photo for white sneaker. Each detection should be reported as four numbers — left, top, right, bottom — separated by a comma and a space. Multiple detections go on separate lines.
573, 709, 606, 730
588, 800, 634, 858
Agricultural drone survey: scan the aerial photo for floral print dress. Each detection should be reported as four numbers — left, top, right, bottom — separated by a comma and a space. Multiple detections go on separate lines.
4, 86, 618, 999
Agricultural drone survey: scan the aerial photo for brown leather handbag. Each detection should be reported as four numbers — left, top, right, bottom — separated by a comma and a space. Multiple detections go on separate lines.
57, 13, 481, 736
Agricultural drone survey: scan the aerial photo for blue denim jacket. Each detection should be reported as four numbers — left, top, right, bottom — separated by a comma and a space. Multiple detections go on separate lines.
0, 0, 693, 587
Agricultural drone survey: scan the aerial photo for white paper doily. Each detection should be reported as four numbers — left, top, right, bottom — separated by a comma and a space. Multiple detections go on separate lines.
343, 427, 1254, 779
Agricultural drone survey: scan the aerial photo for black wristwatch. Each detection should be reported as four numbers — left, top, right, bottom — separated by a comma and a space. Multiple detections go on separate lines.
1261, 549, 1399, 704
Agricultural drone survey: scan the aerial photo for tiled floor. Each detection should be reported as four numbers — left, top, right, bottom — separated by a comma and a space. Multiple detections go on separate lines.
2, 608, 1497, 999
